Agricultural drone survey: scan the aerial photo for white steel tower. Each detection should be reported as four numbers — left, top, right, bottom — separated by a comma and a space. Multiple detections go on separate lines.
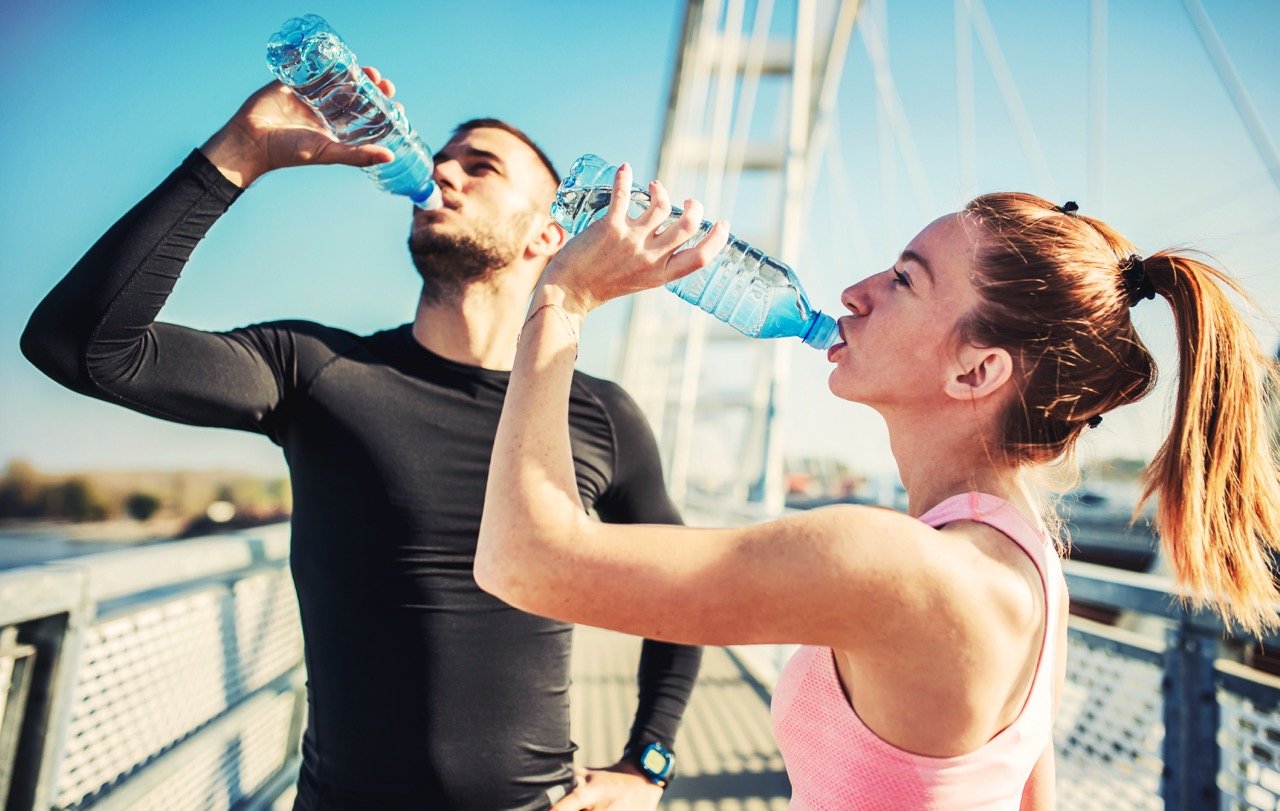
619, 0, 861, 521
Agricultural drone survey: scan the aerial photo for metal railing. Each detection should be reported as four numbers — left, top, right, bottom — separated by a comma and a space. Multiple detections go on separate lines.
0, 524, 302, 811
728, 558, 1280, 810
4, 524, 1280, 809
1059, 559, 1280, 810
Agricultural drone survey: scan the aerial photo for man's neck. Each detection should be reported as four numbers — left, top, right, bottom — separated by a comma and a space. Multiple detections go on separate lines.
410, 277, 533, 370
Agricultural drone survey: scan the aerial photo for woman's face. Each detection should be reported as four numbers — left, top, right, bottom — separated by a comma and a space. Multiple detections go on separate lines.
826, 213, 985, 409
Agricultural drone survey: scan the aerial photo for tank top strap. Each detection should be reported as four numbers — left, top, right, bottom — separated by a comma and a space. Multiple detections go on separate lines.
921, 491, 1064, 706
918, 491, 1053, 581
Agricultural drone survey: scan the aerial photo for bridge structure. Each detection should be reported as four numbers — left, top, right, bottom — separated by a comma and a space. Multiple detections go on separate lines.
622, 0, 1280, 518
4, 1, 1280, 809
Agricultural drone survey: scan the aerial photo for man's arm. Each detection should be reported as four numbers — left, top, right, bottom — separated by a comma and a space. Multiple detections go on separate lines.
592, 382, 703, 779
19, 150, 288, 430
550, 379, 701, 810
20, 73, 396, 432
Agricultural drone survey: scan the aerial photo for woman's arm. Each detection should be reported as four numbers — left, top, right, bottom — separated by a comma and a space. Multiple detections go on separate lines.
475, 167, 957, 649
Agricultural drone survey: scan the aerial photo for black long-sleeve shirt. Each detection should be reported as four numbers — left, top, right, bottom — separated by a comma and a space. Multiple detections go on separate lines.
21, 151, 701, 810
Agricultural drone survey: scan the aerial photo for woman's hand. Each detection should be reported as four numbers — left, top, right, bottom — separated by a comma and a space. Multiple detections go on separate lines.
201, 66, 397, 188
541, 163, 730, 316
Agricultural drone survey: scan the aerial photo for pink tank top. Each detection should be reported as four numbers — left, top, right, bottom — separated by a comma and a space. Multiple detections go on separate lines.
771, 492, 1064, 810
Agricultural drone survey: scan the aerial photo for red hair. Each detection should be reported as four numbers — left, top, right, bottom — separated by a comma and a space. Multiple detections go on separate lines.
962, 193, 1280, 634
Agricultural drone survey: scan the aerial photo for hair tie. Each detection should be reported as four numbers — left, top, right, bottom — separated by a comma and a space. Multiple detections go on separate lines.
1055, 201, 1079, 215
1120, 254, 1156, 307
1085, 415, 1103, 429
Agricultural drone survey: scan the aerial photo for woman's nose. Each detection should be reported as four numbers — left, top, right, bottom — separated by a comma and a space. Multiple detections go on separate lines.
841, 279, 872, 316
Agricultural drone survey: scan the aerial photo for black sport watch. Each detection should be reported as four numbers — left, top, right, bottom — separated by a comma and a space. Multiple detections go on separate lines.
626, 741, 676, 788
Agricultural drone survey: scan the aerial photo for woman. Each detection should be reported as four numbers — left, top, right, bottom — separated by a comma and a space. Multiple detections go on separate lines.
475, 165, 1280, 809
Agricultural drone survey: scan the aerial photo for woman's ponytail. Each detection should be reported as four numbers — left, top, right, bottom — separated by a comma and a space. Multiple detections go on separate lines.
1138, 252, 1280, 635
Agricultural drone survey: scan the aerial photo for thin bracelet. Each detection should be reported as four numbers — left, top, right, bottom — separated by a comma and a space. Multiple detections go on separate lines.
521, 303, 580, 358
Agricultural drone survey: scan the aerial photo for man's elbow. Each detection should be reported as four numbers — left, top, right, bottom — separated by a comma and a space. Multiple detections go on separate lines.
19, 314, 80, 387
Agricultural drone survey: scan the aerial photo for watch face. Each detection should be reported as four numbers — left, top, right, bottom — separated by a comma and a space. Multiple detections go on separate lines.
641, 744, 670, 777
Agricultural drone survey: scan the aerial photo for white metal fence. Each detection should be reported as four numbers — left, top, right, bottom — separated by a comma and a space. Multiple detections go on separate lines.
5, 527, 1280, 809
0, 525, 302, 810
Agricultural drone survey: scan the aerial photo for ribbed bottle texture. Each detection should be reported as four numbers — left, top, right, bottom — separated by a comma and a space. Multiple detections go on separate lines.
266, 14, 441, 209
551, 154, 838, 349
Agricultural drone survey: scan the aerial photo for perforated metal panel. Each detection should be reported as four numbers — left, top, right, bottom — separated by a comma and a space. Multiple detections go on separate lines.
122, 690, 297, 811
1218, 663, 1280, 810
1056, 624, 1165, 810
54, 567, 302, 808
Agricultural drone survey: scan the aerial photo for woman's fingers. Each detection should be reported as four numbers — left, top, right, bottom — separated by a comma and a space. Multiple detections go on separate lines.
668, 219, 730, 279
634, 180, 671, 230
605, 163, 633, 225
654, 198, 704, 252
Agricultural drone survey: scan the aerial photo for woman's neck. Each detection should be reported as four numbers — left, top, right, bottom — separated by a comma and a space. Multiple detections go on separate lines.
884, 409, 1027, 518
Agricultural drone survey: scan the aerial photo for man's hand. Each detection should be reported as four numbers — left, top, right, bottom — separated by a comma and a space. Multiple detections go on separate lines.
551, 761, 663, 811
200, 67, 396, 188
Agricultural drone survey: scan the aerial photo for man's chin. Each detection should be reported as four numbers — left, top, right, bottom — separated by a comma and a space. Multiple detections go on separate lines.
411, 209, 450, 233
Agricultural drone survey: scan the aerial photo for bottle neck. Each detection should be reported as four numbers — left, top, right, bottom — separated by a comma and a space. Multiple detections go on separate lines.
800, 311, 839, 349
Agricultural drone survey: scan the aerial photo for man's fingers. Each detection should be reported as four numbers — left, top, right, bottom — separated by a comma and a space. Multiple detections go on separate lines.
314, 142, 393, 168
360, 66, 394, 98
550, 785, 593, 811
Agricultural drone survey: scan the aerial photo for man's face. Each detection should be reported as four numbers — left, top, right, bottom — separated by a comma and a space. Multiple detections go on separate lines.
408, 127, 557, 302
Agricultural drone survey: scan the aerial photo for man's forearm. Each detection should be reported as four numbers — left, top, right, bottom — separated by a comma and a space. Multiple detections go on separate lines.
626, 639, 703, 754
21, 150, 241, 395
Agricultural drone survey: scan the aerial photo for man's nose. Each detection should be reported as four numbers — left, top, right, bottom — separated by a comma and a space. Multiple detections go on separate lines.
433, 159, 462, 190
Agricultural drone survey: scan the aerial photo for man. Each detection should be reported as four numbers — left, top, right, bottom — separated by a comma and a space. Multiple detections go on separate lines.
21, 70, 700, 810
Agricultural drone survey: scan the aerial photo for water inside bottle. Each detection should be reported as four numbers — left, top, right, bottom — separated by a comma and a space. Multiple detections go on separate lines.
265, 14, 441, 209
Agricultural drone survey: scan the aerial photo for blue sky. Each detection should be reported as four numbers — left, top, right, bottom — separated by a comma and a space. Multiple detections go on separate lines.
2, 0, 1278, 480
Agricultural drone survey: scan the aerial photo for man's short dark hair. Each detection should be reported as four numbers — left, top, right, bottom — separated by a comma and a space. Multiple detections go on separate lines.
451, 118, 559, 189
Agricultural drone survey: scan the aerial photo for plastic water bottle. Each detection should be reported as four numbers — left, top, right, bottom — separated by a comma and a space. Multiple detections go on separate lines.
551, 154, 838, 350
266, 14, 441, 209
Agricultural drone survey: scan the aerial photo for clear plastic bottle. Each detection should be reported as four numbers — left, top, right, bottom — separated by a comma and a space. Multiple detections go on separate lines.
266, 14, 441, 209
551, 154, 838, 350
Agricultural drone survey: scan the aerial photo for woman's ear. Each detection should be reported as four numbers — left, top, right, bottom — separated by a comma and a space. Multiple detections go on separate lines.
944, 344, 1014, 402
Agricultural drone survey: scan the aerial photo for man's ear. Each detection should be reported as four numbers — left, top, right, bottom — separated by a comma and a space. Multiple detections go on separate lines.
944, 344, 1014, 402
527, 218, 567, 260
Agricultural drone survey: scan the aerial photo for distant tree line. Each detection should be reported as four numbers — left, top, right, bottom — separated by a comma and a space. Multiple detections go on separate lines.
0, 460, 290, 524
0, 461, 111, 521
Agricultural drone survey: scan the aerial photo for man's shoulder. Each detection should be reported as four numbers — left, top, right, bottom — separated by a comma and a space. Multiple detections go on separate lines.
569, 370, 635, 413
237, 320, 406, 376
243, 319, 400, 351
568, 371, 653, 436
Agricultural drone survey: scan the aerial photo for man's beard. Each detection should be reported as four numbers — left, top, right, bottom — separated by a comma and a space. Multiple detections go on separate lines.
409, 211, 535, 305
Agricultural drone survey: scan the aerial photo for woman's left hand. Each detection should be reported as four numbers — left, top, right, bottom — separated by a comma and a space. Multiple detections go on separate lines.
541, 163, 730, 315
